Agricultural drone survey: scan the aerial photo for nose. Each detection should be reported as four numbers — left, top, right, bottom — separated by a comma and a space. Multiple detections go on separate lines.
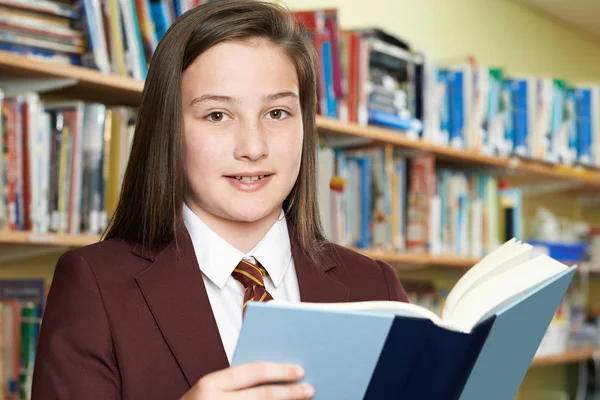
233, 118, 268, 161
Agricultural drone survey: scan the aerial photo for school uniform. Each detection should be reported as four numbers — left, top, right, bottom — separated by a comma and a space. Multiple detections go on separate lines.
31, 206, 408, 400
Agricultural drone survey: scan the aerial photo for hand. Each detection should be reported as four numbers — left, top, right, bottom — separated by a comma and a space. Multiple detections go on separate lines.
180, 362, 315, 399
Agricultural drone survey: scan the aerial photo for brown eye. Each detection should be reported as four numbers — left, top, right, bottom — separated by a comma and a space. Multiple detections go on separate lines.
209, 112, 223, 121
267, 109, 289, 120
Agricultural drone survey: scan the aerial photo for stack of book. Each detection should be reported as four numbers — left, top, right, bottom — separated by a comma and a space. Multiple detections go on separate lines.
0, 0, 81, 65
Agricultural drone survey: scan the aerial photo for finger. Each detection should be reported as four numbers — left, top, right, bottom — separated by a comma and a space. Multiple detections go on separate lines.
239, 382, 315, 400
212, 362, 305, 392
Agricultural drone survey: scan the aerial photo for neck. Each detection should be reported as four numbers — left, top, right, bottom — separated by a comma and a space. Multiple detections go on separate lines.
185, 204, 281, 253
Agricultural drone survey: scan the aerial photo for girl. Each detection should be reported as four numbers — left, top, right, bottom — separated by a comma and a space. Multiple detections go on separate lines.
31, 1, 408, 399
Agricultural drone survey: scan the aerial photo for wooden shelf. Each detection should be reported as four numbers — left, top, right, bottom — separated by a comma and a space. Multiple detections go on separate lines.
317, 116, 600, 190
0, 231, 479, 268
357, 249, 479, 269
531, 347, 598, 367
0, 231, 575, 271
0, 51, 143, 106
0, 231, 101, 248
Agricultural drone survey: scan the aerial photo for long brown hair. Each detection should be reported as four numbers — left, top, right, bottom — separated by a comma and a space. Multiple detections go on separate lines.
104, 0, 326, 257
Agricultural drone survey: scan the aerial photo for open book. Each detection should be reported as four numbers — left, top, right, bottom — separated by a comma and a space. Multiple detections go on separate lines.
232, 239, 577, 400
262, 238, 570, 334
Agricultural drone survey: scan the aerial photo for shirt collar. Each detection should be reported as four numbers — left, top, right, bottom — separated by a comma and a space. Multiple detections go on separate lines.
182, 203, 292, 289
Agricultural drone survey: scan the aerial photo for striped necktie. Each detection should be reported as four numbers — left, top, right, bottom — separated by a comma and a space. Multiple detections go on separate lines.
231, 258, 273, 315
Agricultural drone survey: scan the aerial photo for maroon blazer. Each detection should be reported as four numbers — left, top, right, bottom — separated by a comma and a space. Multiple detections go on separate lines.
31, 230, 408, 399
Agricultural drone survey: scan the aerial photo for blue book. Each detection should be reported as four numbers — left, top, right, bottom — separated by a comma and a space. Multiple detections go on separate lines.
448, 69, 465, 149
368, 109, 423, 133
232, 239, 577, 400
355, 155, 371, 249
321, 39, 337, 119
513, 79, 531, 157
576, 88, 593, 165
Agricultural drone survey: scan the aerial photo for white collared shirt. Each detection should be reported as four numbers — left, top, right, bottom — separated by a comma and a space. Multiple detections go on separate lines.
182, 203, 301, 363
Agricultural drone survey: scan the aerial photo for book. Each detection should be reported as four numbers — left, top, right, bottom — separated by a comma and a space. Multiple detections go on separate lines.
232, 238, 577, 400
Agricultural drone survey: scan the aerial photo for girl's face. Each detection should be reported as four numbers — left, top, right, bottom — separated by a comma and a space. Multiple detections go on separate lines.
181, 38, 303, 226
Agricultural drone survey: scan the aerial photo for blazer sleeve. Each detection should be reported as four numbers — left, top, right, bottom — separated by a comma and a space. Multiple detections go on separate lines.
32, 250, 120, 399
376, 260, 409, 303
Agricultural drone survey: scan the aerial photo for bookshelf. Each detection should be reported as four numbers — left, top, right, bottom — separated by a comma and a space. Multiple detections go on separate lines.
318, 116, 600, 190
1, 51, 599, 191
0, 231, 478, 268
531, 348, 597, 367
0, 231, 100, 248
359, 249, 478, 268
0, 50, 143, 106
1, 51, 599, 267
0, 2, 597, 398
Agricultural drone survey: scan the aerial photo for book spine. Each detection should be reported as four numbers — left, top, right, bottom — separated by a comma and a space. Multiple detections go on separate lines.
449, 69, 465, 149
356, 155, 371, 249
0, 90, 4, 230
513, 79, 529, 157
577, 88, 593, 165
4, 97, 17, 231
501, 79, 514, 156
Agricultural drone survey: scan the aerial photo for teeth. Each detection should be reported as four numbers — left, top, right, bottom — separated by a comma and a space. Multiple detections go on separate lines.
234, 175, 265, 183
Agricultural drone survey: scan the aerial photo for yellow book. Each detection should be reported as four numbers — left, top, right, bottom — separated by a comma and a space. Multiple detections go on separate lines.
100, 109, 113, 231
106, 108, 124, 220
57, 126, 70, 234
105, 0, 127, 76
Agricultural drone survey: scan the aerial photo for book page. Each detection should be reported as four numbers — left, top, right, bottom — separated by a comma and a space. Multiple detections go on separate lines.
442, 239, 529, 320
445, 254, 568, 332
443, 240, 535, 322
268, 300, 443, 326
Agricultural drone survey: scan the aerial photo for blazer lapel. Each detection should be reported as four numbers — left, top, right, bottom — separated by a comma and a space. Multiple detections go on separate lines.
290, 237, 350, 303
134, 231, 228, 387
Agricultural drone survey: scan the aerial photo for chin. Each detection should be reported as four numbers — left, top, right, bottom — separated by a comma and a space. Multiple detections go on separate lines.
225, 206, 280, 224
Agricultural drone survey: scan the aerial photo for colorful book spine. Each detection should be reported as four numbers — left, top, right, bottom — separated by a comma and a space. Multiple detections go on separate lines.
576, 88, 593, 166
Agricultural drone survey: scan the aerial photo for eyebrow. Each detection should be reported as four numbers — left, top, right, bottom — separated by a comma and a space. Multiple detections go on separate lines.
189, 91, 299, 107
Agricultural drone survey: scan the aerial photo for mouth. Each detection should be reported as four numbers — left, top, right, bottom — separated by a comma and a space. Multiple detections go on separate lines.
224, 173, 274, 183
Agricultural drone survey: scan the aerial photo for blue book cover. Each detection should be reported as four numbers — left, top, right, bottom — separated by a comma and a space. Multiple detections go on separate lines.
233, 240, 576, 400
149, 0, 171, 41
576, 88, 593, 165
565, 88, 578, 164
513, 79, 529, 157
172, 0, 184, 17
354, 155, 371, 249
449, 70, 465, 149
368, 109, 423, 133
438, 70, 450, 145
321, 40, 337, 119
128, 0, 148, 80
81, 0, 109, 73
